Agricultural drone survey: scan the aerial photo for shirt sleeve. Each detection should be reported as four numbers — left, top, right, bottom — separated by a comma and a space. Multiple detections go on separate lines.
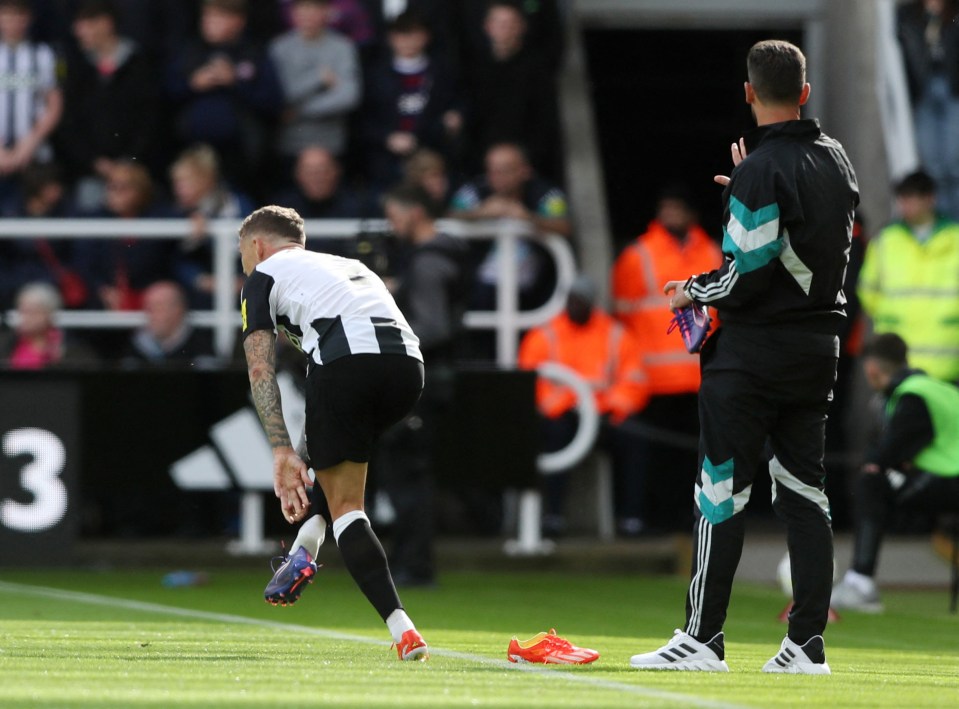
686, 164, 783, 308
869, 393, 935, 471
240, 269, 277, 340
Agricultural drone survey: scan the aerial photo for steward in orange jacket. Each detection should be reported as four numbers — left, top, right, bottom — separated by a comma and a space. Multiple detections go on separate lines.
612, 212, 722, 395
518, 305, 649, 423
518, 275, 651, 537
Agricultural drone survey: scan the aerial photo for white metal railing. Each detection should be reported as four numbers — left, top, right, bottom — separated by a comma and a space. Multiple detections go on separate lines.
0, 217, 576, 366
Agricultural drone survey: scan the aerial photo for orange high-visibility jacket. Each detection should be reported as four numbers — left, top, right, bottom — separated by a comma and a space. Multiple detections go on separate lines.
611, 221, 723, 396
517, 309, 649, 422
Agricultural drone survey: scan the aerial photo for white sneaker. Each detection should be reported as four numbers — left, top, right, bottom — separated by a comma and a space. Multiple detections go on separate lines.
629, 629, 729, 671
762, 635, 831, 674
831, 575, 883, 613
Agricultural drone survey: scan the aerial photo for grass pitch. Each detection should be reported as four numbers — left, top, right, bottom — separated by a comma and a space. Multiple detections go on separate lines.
0, 567, 956, 708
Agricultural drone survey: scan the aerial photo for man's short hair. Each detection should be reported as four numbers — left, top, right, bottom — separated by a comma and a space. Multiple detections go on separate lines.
747, 39, 807, 105
0, 0, 32, 13
894, 169, 937, 197
239, 205, 306, 245
75, 0, 119, 21
861, 333, 909, 371
204, 0, 247, 15
384, 182, 444, 220
388, 9, 429, 34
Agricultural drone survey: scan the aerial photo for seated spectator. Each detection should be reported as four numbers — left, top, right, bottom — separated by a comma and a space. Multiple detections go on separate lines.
0, 282, 97, 369
57, 0, 158, 212
169, 143, 252, 307
73, 160, 176, 311
121, 280, 217, 367
270, 0, 361, 163
273, 145, 366, 254
450, 142, 570, 310
0, 0, 62, 207
403, 148, 455, 210
831, 333, 959, 612
517, 275, 650, 537
461, 0, 561, 180
165, 0, 282, 198
361, 10, 463, 191
363, 0, 455, 65
0, 163, 87, 311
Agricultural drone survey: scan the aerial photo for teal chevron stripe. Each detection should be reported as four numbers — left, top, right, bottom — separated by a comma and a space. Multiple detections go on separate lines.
698, 490, 734, 524
723, 228, 784, 273
728, 196, 780, 231
703, 455, 734, 484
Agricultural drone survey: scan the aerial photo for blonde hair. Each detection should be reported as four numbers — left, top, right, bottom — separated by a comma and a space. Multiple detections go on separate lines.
17, 281, 61, 312
170, 143, 221, 182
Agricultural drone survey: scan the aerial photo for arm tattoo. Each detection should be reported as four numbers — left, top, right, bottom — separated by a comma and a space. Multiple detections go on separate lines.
243, 330, 292, 449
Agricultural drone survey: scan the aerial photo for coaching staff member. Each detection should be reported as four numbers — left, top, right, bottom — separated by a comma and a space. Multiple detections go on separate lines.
239, 205, 429, 661
630, 40, 859, 674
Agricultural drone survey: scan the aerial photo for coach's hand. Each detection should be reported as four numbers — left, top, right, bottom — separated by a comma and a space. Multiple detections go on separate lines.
273, 447, 311, 524
663, 280, 692, 309
714, 137, 748, 186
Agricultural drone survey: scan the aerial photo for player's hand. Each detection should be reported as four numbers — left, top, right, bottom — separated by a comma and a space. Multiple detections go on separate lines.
714, 137, 747, 186
272, 447, 310, 524
663, 280, 692, 309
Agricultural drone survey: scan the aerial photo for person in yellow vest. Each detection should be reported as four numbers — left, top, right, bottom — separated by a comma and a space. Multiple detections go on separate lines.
858, 170, 959, 382
611, 186, 722, 529
832, 333, 959, 612
518, 275, 650, 537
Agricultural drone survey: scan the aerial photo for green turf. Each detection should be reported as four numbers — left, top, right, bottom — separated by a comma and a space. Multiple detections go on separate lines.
0, 568, 956, 708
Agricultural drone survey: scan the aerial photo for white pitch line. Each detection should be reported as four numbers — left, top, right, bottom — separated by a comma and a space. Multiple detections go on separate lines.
0, 581, 747, 709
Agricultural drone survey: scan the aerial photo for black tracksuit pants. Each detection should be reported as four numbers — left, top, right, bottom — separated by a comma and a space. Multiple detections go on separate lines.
684, 326, 838, 645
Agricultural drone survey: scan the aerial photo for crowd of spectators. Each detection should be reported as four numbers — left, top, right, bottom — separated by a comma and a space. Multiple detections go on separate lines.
0, 0, 566, 358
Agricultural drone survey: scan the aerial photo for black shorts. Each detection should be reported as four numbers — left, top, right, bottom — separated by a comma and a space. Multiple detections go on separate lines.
305, 354, 424, 471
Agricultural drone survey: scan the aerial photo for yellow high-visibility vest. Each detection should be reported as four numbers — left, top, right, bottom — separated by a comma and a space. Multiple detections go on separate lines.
859, 219, 959, 381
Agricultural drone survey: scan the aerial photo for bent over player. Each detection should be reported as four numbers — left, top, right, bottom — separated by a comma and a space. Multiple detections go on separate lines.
238, 205, 429, 661
630, 40, 858, 673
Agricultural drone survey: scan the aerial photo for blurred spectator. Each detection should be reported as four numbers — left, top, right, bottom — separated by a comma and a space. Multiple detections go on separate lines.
376, 182, 472, 586
273, 144, 366, 222
0, 163, 87, 311
280, 0, 375, 55
0, 282, 97, 369
270, 0, 361, 163
0, 0, 62, 205
361, 10, 464, 191
453, 0, 564, 75
859, 169, 959, 382
450, 142, 569, 311
121, 280, 216, 366
169, 143, 252, 307
461, 0, 560, 180
57, 0, 158, 212
363, 0, 455, 65
610, 186, 722, 530
897, 0, 959, 219
166, 0, 282, 198
518, 275, 650, 538
403, 147, 454, 210
73, 160, 176, 311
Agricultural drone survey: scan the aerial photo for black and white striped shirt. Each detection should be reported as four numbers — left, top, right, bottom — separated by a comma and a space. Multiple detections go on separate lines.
0, 40, 57, 151
241, 248, 422, 366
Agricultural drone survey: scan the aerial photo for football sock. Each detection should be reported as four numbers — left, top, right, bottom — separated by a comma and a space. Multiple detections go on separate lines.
333, 510, 403, 622
386, 609, 416, 644
289, 513, 326, 558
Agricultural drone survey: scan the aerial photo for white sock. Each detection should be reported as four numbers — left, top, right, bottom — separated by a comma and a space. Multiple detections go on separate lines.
332, 509, 369, 543
386, 608, 416, 643
289, 514, 327, 558
844, 569, 875, 593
